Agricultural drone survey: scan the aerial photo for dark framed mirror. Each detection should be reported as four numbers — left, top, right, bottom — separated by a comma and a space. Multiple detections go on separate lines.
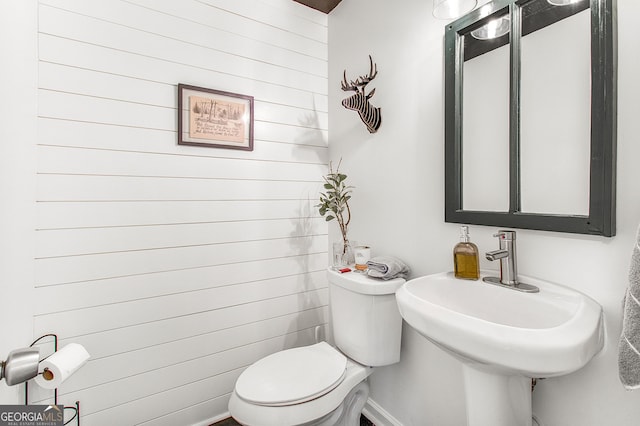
444, 0, 617, 236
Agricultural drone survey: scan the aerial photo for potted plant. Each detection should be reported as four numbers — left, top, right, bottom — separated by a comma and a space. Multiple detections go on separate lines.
317, 161, 354, 266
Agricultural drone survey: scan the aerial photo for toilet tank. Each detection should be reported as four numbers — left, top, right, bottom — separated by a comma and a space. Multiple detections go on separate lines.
327, 268, 405, 367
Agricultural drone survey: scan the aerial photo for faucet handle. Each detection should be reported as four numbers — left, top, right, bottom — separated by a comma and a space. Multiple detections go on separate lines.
493, 230, 516, 240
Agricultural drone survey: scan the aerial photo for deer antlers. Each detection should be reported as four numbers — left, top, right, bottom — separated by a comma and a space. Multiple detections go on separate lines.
341, 55, 378, 94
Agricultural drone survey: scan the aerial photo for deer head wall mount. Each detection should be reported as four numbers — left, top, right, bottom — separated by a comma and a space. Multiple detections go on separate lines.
341, 55, 381, 134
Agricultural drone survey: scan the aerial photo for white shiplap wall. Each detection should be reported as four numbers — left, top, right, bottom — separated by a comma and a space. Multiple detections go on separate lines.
32, 0, 329, 424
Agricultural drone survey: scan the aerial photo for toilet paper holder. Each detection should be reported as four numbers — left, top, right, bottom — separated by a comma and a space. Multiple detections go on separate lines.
24, 333, 81, 426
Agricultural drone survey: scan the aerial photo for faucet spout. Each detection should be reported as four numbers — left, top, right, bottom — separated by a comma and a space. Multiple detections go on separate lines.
485, 249, 508, 261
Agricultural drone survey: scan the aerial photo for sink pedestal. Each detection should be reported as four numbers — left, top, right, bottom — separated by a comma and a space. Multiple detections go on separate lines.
463, 364, 532, 426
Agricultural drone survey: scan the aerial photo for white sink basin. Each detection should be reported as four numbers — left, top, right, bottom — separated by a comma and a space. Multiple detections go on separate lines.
396, 271, 604, 426
396, 271, 603, 377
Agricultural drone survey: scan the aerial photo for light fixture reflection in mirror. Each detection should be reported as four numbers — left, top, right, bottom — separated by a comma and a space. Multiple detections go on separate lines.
471, 16, 511, 40
433, 0, 478, 19
547, 0, 582, 5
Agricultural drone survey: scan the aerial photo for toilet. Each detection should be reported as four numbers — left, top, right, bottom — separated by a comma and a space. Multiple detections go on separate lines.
228, 268, 405, 426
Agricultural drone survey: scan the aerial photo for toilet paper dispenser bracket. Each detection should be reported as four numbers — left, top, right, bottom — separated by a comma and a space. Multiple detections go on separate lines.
22, 333, 82, 426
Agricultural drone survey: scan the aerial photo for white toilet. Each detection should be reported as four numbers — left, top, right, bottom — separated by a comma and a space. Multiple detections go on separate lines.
228, 268, 405, 426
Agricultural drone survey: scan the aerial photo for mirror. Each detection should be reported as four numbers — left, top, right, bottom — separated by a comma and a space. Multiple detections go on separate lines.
444, 0, 617, 236
463, 6, 511, 212
520, 0, 591, 215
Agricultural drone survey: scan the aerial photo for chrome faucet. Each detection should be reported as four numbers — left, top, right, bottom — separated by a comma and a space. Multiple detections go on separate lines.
484, 230, 539, 293
486, 230, 518, 285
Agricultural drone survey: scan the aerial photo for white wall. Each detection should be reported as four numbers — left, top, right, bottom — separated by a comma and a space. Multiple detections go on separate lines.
2, 0, 329, 425
329, 0, 640, 425
0, 0, 37, 406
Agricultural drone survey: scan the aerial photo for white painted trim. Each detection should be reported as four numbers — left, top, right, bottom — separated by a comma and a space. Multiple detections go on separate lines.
191, 411, 230, 426
363, 398, 404, 426
195, 400, 399, 426
193, 399, 398, 426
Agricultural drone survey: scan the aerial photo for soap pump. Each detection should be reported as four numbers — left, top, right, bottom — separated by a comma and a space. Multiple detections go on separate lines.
453, 225, 480, 280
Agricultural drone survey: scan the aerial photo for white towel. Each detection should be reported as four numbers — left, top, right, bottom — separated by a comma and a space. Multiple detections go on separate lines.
618, 226, 640, 389
366, 256, 410, 280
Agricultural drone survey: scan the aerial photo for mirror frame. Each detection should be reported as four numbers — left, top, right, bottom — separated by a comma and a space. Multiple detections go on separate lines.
444, 0, 617, 236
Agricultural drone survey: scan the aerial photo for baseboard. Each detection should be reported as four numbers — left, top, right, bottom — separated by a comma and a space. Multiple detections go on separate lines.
191, 411, 230, 426
363, 398, 403, 426
198, 401, 398, 426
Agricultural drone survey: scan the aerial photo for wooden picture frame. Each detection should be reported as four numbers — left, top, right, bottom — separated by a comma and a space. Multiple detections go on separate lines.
177, 83, 254, 151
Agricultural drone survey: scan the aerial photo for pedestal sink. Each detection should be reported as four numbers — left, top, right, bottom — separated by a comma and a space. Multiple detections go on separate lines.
396, 272, 604, 426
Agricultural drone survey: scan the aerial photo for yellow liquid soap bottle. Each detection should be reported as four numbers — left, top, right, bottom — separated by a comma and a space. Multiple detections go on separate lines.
453, 225, 480, 280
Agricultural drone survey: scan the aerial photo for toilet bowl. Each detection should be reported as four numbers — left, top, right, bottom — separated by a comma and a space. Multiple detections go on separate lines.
228, 268, 405, 426
229, 342, 371, 425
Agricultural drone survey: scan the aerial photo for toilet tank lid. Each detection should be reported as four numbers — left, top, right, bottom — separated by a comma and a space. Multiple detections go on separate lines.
327, 268, 405, 295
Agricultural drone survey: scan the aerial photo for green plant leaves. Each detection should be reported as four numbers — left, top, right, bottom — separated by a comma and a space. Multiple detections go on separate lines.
316, 164, 352, 236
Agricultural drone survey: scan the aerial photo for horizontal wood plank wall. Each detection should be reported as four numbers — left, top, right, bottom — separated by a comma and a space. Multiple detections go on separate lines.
33, 0, 328, 424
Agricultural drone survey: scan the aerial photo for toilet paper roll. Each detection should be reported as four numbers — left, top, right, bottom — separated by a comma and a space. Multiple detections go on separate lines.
34, 343, 90, 389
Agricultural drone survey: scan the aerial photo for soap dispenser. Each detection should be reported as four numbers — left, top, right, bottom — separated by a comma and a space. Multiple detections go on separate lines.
453, 226, 480, 280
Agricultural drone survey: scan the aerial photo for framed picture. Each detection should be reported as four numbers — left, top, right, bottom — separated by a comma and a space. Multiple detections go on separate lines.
178, 83, 254, 151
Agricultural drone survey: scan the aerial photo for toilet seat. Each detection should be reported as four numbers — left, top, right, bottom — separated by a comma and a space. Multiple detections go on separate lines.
235, 342, 347, 406
229, 352, 372, 426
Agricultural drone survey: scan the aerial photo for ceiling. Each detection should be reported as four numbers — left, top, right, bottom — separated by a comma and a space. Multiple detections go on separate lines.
293, 0, 342, 14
